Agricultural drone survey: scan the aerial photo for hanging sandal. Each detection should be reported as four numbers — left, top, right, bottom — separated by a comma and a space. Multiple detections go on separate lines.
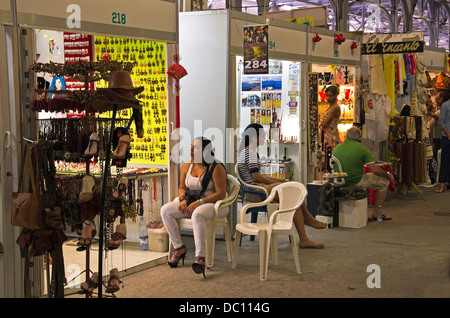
106, 223, 127, 250
105, 268, 121, 293
80, 272, 98, 295
77, 219, 97, 250
112, 178, 128, 201
112, 134, 131, 159
168, 245, 187, 268
192, 256, 206, 279
133, 108, 144, 138
83, 132, 100, 158
78, 175, 95, 203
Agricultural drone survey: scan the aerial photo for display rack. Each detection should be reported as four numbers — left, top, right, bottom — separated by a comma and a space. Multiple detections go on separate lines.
31, 58, 139, 298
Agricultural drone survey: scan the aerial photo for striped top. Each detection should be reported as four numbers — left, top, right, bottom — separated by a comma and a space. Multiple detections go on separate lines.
237, 147, 260, 187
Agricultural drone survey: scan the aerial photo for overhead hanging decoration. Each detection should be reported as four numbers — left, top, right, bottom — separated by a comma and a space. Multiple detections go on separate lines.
334, 33, 346, 45
167, 49, 188, 128
312, 33, 322, 43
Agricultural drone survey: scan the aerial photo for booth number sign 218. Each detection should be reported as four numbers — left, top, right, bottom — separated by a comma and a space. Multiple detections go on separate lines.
112, 12, 127, 25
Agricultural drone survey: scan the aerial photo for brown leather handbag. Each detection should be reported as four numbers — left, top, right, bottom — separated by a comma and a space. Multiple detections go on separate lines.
11, 144, 42, 230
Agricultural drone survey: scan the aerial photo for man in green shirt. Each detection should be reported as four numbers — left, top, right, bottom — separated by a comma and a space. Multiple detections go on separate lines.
333, 126, 394, 221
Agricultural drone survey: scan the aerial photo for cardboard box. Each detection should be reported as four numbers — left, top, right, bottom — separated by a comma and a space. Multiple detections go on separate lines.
339, 198, 368, 228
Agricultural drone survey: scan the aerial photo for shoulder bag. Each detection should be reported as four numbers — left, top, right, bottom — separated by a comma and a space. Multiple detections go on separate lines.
11, 143, 42, 230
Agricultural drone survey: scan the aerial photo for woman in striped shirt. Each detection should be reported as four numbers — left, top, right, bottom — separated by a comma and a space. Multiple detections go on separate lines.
238, 123, 327, 249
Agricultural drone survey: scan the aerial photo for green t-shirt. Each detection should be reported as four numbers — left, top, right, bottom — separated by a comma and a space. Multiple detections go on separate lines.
332, 139, 374, 184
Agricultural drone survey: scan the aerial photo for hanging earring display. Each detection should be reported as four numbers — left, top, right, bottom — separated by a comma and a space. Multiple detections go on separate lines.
95, 36, 168, 165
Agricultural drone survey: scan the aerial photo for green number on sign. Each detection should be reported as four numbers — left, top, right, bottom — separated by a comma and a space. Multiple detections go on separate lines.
112, 12, 126, 25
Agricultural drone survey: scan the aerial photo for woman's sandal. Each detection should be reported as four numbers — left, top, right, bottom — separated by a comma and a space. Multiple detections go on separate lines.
81, 272, 98, 295
106, 223, 127, 250
112, 134, 131, 159
435, 183, 446, 193
78, 175, 95, 203
192, 257, 206, 279
112, 178, 128, 201
105, 268, 121, 293
83, 132, 100, 158
77, 219, 97, 250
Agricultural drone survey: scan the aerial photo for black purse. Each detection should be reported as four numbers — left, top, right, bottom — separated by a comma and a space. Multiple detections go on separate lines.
185, 189, 203, 206
185, 162, 217, 205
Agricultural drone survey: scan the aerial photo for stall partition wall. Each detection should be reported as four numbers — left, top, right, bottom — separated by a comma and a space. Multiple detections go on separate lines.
0, 18, 39, 297
423, 46, 448, 73
0, 26, 24, 299
1, 0, 178, 298
178, 11, 229, 164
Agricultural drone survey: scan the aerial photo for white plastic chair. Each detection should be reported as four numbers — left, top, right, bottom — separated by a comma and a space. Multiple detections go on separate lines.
232, 182, 307, 281
168, 174, 240, 268
330, 155, 343, 172
234, 164, 278, 230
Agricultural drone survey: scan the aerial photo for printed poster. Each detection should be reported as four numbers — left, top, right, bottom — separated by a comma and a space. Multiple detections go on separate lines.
243, 25, 268, 74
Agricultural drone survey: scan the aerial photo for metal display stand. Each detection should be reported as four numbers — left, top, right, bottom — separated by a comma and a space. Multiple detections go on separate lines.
97, 104, 117, 298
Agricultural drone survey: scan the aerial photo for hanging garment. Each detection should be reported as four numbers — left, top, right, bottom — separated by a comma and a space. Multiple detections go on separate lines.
370, 55, 387, 95
409, 53, 416, 76
396, 56, 404, 96
365, 94, 391, 142
383, 54, 397, 116
403, 54, 410, 81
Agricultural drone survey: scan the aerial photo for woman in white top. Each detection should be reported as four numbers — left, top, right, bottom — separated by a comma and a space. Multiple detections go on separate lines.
160, 137, 227, 277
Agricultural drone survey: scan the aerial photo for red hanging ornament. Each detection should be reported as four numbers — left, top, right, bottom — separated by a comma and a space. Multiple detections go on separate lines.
312, 33, 322, 43
167, 63, 188, 82
167, 61, 188, 128
334, 33, 346, 45
351, 41, 358, 49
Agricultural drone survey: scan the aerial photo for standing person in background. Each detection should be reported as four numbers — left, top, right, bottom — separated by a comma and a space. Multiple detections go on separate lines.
435, 90, 450, 193
319, 85, 341, 152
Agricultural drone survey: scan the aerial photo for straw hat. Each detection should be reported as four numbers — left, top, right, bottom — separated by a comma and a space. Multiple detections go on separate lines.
93, 70, 144, 112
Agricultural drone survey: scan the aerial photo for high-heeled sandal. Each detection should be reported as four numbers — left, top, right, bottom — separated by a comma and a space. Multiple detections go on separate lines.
81, 272, 98, 295
112, 134, 131, 159
168, 245, 187, 268
111, 178, 128, 201
83, 132, 100, 158
106, 223, 127, 250
192, 257, 206, 279
77, 219, 97, 250
105, 268, 121, 293
78, 175, 95, 203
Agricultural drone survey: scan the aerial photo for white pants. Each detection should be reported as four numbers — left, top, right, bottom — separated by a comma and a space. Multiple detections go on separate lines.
160, 198, 229, 257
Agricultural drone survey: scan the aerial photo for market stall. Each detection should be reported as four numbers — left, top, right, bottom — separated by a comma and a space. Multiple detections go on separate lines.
178, 9, 361, 233
359, 33, 448, 194
2, 0, 178, 298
